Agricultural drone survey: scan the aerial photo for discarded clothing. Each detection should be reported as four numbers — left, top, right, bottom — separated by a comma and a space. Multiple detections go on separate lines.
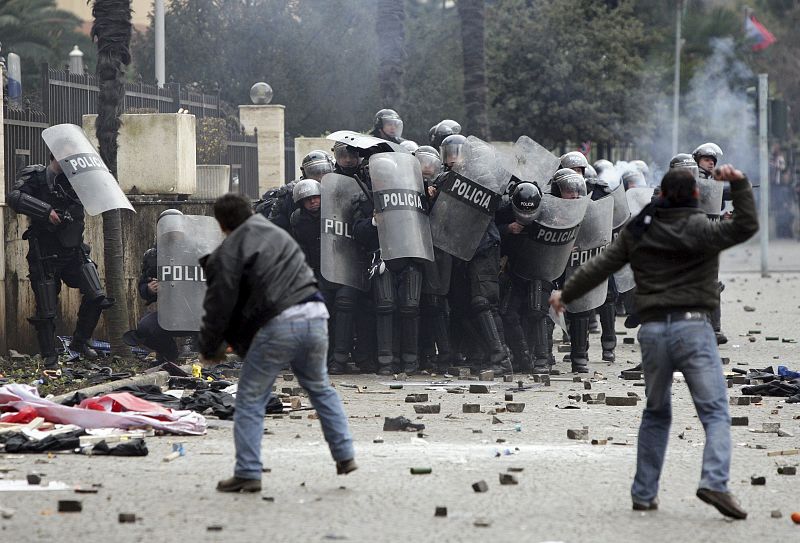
0, 384, 206, 435
89, 439, 148, 457
1, 429, 84, 453
383, 416, 425, 432
180, 389, 236, 419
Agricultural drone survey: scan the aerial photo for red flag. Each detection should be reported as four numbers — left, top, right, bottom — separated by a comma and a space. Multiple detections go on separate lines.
744, 14, 776, 51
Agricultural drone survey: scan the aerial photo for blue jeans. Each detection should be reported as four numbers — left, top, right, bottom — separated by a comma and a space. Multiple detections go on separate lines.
233, 316, 354, 479
631, 318, 731, 503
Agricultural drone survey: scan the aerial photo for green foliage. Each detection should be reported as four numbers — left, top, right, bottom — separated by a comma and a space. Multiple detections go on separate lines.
0, 0, 95, 95
196, 117, 228, 164
487, 0, 648, 146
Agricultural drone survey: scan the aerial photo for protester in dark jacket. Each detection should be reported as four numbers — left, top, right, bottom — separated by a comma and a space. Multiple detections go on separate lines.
199, 194, 356, 494
550, 165, 757, 520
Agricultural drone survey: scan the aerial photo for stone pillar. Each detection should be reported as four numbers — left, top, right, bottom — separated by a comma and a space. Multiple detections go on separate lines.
293, 137, 332, 180
239, 105, 285, 194
0, 81, 6, 353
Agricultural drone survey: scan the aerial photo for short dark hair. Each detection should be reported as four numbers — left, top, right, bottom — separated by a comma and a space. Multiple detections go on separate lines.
660, 169, 697, 205
214, 193, 252, 232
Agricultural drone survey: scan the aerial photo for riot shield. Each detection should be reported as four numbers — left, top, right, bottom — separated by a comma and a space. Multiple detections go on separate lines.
626, 187, 655, 216
428, 137, 511, 261
565, 196, 614, 313
503, 135, 560, 187
42, 124, 134, 216
421, 248, 453, 295
327, 130, 406, 154
369, 152, 434, 261
698, 177, 724, 217
157, 215, 224, 331
607, 183, 631, 233
513, 194, 590, 282
320, 173, 369, 292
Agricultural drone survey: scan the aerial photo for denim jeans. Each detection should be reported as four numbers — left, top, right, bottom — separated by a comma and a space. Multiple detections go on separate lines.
233, 316, 354, 480
631, 317, 731, 503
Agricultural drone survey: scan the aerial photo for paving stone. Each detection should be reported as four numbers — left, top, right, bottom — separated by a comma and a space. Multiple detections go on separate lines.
472, 480, 489, 493
469, 384, 490, 394
505, 393, 513, 401
582, 393, 606, 402
434, 506, 448, 517
507, 467, 524, 472
623, 337, 635, 344
765, 336, 779, 341
605, 396, 637, 406
498, 473, 518, 485
463, 404, 481, 413
410, 467, 432, 475
591, 439, 608, 445
506, 403, 525, 413
567, 428, 589, 440
118, 513, 137, 523
58, 500, 82, 513
622, 371, 643, 380
721, 357, 730, 365
762, 422, 780, 433
583, 381, 592, 390
503, 375, 514, 382
389, 384, 403, 390
413, 404, 441, 414
492, 416, 503, 424
405, 394, 429, 403
750, 476, 766, 485
26, 473, 41, 485
777, 466, 797, 476
731, 416, 749, 426
743, 305, 755, 312
479, 370, 494, 381
771, 510, 783, 519
731, 376, 749, 385
778, 429, 794, 437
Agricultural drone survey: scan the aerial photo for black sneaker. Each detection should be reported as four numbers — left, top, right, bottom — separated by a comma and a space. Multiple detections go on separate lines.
632, 497, 659, 511
216, 476, 261, 493
602, 350, 615, 362
696, 488, 747, 520
69, 341, 98, 361
715, 332, 728, 345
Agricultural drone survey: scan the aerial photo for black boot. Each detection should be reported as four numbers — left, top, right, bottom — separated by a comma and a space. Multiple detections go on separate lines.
476, 311, 513, 375
531, 316, 551, 374
69, 338, 99, 361
400, 313, 420, 375
598, 302, 617, 362
568, 312, 590, 373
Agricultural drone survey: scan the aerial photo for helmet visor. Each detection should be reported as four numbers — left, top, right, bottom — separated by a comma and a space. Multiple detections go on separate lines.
416, 153, 442, 179
440, 143, 465, 168
334, 146, 362, 170
303, 159, 333, 181
381, 118, 403, 138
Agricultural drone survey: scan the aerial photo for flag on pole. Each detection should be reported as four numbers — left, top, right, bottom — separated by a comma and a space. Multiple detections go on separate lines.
744, 13, 776, 51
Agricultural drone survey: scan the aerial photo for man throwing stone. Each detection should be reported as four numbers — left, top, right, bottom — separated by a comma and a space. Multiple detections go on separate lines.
549, 165, 757, 519
199, 194, 356, 493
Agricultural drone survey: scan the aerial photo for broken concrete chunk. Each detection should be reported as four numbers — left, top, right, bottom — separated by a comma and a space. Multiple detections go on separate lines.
498, 473, 518, 485
505, 393, 513, 402
730, 416, 749, 426
582, 393, 606, 402
605, 396, 638, 406
762, 422, 780, 433
118, 513, 137, 523
472, 480, 489, 493
435, 506, 448, 517
463, 404, 481, 414
383, 416, 425, 432
771, 510, 783, 519
405, 394, 429, 403
492, 416, 503, 425
503, 375, 514, 382
591, 439, 608, 445
777, 429, 794, 438
777, 466, 797, 476
505, 403, 525, 413
743, 305, 755, 312
567, 428, 589, 440
26, 473, 42, 485
410, 467, 432, 475
623, 337, 635, 344
469, 384, 490, 394
584, 381, 592, 390
750, 476, 766, 485
413, 404, 441, 414
479, 370, 494, 381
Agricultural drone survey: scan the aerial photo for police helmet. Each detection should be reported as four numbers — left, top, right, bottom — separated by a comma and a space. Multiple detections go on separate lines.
429, 119, 462, 148
414, 146, 442, 179
560, 151, 589, 172
669, 153, 699, 180
621, 169, 647, 190
158, 209, 183, 220
593, 159, 613, 174
292, 179, 321, 204
300, 150, 334, 181
584, 164, 598, 181
511, 182, 542, 225
399, 140, 419, 153
550, 168, 587, 199
440, 134, 467, 169
630, 159, 650, 179
332, 141, 362, 175
374, 108, 403, 139
692, 142, 723, 167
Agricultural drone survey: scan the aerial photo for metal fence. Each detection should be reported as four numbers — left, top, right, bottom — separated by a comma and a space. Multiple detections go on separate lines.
3, 103, 49, 193
42, 65, 220, 126
224, 131, 259, 198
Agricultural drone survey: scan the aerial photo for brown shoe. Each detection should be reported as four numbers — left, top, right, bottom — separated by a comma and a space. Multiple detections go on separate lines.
632, 497, 659, 511
336, 459, 358, 475
696, 488, 747, 519
216, 476, 261, 493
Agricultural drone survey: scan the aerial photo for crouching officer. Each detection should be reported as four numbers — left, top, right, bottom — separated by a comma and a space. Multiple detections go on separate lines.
8, 154, 113, 370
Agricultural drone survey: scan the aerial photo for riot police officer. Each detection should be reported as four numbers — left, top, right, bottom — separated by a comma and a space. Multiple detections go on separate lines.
9, 154, 113, 370
256, 150, 333, 230
428, 119, 462, 149
370, 109, 405, 144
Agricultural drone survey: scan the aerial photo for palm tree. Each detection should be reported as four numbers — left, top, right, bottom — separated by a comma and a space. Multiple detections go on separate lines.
376, 0, 406, 108
457, 0, 490, 139
91, 0, 132, 356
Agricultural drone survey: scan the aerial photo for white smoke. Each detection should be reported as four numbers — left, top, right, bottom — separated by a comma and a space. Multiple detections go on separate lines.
639, 37, 758, 182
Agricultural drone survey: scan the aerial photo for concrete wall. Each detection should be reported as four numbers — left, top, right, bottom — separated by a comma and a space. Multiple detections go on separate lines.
239, 105, 285, 192
293, 137, 332, 180
3, 200, 215, 354
83, 113, 197, 195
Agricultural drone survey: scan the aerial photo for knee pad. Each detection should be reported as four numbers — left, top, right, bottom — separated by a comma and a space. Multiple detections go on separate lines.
335, 288, 357, 313
470, 295, 491, 314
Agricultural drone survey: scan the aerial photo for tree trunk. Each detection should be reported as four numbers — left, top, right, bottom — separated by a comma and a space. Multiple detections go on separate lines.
457, 0, 491, 139
91, 0, 133, 356
376, 0, 406, 107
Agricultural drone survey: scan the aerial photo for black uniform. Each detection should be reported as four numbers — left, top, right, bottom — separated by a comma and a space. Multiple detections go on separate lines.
8, 164, 111, 366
